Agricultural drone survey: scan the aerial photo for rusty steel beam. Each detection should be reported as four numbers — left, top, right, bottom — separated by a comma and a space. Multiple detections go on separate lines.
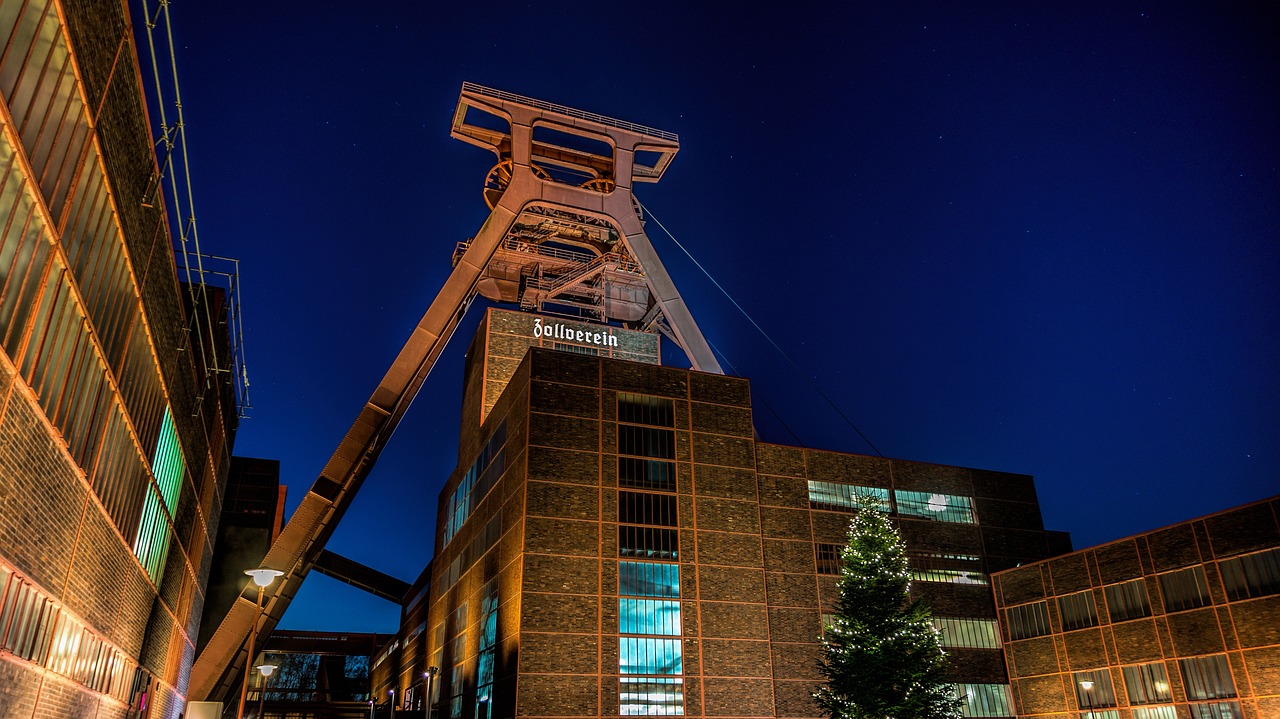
190, 85, 721, 702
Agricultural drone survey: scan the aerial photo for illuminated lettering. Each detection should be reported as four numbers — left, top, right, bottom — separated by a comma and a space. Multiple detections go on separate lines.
531, 317, 618, 348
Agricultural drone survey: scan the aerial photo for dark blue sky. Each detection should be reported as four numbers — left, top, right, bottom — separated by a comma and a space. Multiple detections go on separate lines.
164, 2, 1278, 632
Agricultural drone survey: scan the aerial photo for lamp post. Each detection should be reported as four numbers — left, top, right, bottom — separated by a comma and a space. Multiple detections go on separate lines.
368, 699, 374, 719
1078, 679, 1095, 719
389, 688, 396, 718
237, 568, 283, 719
255, 664, 278, 719
424, 666, 439, 719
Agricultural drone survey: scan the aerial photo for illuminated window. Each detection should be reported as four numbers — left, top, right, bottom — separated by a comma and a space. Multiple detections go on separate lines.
1124, 662, 1172, 705
807, 481, 890, 513
1105, 579, 1152, 622
619, 560, 683, 715
954, 683, 1013, 717
1004, 601, 1050, 640
932, 618, 999, 649
893, 490, 975, 524
1057, 590, 1098, 631
133, 406, 185, 583
620, 677, 684, 716
620, 562, 680, 598
443, 422, 507, 545
475, 579, 498, 719
1158, 565, 1211, 612
1131, 707, 1177, 719
1219, 548, 1280, 600
909, 553, 987, 585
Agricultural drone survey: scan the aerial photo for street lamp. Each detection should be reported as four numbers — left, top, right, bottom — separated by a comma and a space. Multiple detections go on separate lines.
1078, 679, 1095, 719
237, 568, 283, 719
424, 666, 440, 719
389, 688, 396, 718
255, 664, 278, 719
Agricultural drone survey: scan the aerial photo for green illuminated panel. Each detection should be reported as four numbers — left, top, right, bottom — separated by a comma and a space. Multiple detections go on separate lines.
132, 406, 185, 582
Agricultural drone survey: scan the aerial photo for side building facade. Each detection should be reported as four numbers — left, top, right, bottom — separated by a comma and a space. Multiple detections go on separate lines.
0, 2, 237, 717
992, 497, 1280, 719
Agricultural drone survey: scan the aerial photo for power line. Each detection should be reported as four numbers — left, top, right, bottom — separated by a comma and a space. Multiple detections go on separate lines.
639, 202, 884, 457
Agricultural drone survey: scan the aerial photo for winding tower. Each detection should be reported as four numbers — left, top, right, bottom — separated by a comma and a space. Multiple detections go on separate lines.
189, 84, 721, 703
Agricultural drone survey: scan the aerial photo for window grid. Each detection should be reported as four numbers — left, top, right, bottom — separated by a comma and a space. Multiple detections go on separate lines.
618, 425, 675, 459
807, 481, 890, 513
1158, 565, 1212, 612
908, 552, 987, 585
894, 490, 976, 524
1178, 654, 1236, 701
1123, 662, 1172, 705
1073, 669, 1118, 708
1219, 548, 1280, 601
617, 393, 675, 427
1005, 601, 1050, 641
619, 491, 678, 527
1105, 579, 1152, 622
619, 456, 676, 491
0, 562, 137, 701
1057, 589, 1098, 631
816, 543, 841, 575
954, 683, 1013, 718
933, 618, 1000, 649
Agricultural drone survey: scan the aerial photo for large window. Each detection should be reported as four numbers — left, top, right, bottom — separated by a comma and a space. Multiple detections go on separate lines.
807, 481, 890, 513
1057, 590, 1098, 631
1158, 565, 1211, 612
1105, 579, 1152, 622
1005, 601, 1050, 641
894, 491, 976, 524
909, 553, 987, 585
1073, 669, 1117, 710
474, 579, 498, 719
618, 393, 675, 427
1123, 662, 1172, 705
1219, 548, 1280, 601
619, 457, 675, 492
933, 618, 1000, 649
619, 560, 683, 715
954, 683, 1013, 718
442, 422, 508, 545
816, 544, 841, 575
619, 492, 678, 527
618, 425, 675, 459
1178, 655, 1236, 700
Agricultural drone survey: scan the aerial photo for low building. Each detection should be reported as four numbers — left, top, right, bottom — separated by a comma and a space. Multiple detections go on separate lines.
991, 497, 1280, 719
371, 308, 1071, 718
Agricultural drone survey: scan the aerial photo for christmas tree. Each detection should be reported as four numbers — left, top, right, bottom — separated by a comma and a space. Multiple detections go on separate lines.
816, 506, 962, 719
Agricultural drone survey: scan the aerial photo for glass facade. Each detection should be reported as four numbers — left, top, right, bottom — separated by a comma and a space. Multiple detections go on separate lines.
617, 394, 683, 715
895, 490, 976, 524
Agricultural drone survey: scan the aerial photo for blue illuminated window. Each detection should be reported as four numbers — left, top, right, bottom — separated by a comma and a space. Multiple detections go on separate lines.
619, 560, 683, 714
620, 562, 680, 598
620, 600, 681, 636
620, 638, 683, 675
443, 421, 507, 545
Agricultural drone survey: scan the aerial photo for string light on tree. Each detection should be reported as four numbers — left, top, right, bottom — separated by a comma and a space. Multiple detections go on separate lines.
816, 507, 962, 719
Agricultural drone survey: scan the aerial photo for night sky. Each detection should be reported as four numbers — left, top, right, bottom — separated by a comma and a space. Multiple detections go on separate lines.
162, 2, 1278, 632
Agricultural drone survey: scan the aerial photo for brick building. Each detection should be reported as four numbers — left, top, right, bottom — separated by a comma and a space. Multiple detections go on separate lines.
992, 497, 1280, 719
370, 308, 1070, 718
0, 2, 238, 717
